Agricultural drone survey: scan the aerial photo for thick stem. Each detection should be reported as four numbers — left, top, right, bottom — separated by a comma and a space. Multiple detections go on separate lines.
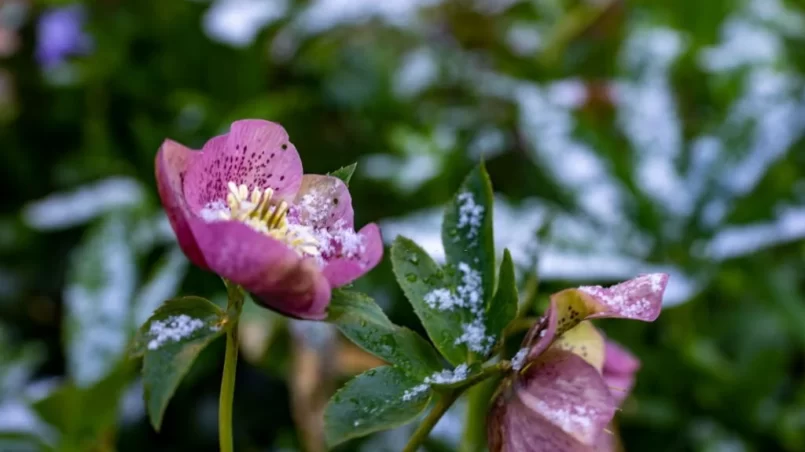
219, 321, 239, 452
403, 391, 460, 452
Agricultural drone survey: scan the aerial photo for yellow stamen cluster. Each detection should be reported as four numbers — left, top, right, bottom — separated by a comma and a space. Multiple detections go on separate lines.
223, 182, 320, 257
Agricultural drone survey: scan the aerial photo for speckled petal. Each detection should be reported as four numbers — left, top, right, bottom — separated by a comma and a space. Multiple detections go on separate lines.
188, 217, 331, 320
321, 223, 383, 287
515, 349, 617, 446
183, 120, 304, 214
292, 174, 354, 229
488, 385, 592, 452
602, 340, 640, 406
154, 139, 207, 269
577, 273, 667, 322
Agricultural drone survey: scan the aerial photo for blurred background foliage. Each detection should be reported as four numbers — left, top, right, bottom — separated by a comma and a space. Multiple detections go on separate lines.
1, 0, 805, 450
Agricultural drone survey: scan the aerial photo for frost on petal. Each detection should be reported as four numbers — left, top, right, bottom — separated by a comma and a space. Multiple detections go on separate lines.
182, 120, 304, 214
321, 223, 383, 288
155, 139, 207, 269
576, 273, 667, 322
293, 174, 354, 229
515, 350, 616, 446
602, 340, 640, 406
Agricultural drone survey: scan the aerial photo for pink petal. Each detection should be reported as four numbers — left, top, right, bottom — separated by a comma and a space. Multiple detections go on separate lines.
321, 223, 383, 287
154, 139, 207, 269
188, 217, 331, 320
524, 298, 559, 361
577, 273, 668, 322
488, 349, 616, 451
488, 389, 591, 452
516, 350, 617, 446
602, 340, 640, 406
595, 428, 620, 452
292, 174, 354, 229
182, 120, 304, 214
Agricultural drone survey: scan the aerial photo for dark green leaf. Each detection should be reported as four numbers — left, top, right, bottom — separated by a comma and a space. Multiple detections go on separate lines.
327, 290, 443, 378
487, 249, 519, 349
324, 366, 432, 447
329, 162, 358, 186
391, 236, 468, 365
441, 163, 495, 304
131, 296, 225, 430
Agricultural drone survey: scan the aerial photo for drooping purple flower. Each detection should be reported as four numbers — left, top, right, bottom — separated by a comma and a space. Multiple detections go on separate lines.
36, 5, 93, 69
488, 274, 669, 452
155, 119, 383, 320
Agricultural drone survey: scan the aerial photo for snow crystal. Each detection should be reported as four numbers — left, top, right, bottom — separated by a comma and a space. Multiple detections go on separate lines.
424, 288, 460, 310
577, 274, 662, 319
511, 348, 528, 371
402, 364, 471, 402
455, 319, 494, 355
456, 192, 484, 241
536, 400, 596, 437
147, 315, 207, 350
422, 262, 493, 353
200, 200, 229, 222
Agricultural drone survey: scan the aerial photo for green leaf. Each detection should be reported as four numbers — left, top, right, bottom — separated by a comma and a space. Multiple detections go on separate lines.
324, 366, 432, 447
487, 249, 519, 349
64, 214, 136, 388
391, 236, 468, 365
327, 290, 443, 378
131, 296, 225, 430
442, 163, 495, 301
328, 162, 358, 186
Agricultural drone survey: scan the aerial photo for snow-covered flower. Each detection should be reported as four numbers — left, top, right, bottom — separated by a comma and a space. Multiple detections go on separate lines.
155, 119, 383, 319
487, 274, 669, 451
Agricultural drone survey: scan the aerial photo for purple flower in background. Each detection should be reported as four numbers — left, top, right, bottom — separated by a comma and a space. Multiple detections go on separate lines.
488, 274, 669, 452
155, 119, 383, 320
36, 4, 93, 68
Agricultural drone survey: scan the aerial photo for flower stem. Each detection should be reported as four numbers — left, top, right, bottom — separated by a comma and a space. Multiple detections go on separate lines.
219, 281, 244, 452
219, 322, 238, 452
403, 361, 512, 452
403, 390, 459, 452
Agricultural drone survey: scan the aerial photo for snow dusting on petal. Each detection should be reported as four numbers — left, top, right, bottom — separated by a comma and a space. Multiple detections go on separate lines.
511, 348, 528, 372
577, 273, 667, 321
516, 350, 616, 446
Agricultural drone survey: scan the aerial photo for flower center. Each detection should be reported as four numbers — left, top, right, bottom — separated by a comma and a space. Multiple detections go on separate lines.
203, 182, 320, 258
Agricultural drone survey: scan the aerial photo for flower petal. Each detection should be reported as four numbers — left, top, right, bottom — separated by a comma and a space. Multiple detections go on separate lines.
321, 223, 383, 287
154, 139, 207, 269
183, 120, 304, 214
551, 321, 605, 372
515, 349, 617, 446
578, 273, 667, 322
488, 388, 592, 452
188, 217, 330, 320
292, 174, 354, 229
602, 340, 640, 406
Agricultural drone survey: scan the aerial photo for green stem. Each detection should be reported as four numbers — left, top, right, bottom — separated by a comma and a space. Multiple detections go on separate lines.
403, 391, 460, 452
219, 281, 244, 452
219, 320, 238, 452
403, 361, 512, 452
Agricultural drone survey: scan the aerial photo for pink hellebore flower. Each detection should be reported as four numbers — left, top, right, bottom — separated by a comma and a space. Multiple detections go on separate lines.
488, 274, 669, 452
155, 120, 383, 320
